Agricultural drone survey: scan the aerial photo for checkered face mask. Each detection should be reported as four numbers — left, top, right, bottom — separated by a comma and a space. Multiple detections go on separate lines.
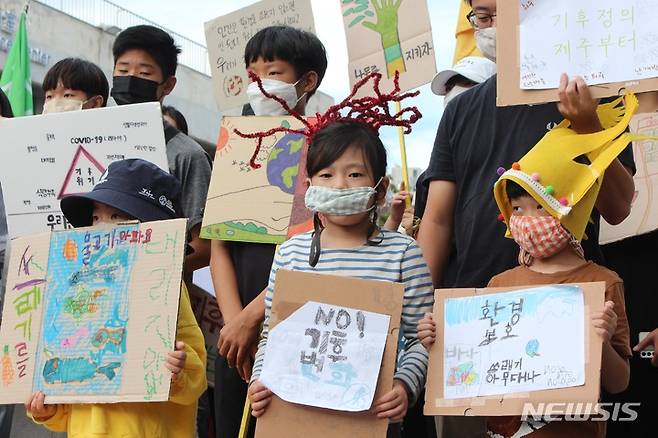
305, 178, 382, 216
509, 215, 572, 260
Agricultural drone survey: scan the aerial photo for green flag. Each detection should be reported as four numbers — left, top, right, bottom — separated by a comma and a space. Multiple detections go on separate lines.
0, 11, 33, 116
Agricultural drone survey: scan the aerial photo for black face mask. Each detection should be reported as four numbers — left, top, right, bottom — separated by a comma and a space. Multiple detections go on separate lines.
111, 76, 160, 105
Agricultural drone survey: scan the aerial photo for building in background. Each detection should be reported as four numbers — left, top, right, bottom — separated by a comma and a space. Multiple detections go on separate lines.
390, 164, 423, 193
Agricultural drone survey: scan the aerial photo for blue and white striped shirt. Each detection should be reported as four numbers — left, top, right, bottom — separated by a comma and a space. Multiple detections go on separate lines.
251, 230, 435, 403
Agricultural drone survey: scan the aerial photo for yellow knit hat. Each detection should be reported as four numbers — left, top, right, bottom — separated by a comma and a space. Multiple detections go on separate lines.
493, 94, 644, 241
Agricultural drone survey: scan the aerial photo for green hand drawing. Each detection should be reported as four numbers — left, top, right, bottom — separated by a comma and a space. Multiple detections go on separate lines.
343, 0, 406, 77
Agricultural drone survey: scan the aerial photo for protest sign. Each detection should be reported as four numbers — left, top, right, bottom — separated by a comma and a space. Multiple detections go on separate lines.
204, 0, 315, 111
340, 0, 436, 93
255, 270, 403, 438
259, 301, 390, 411
425, 282, 605, 416
601, 112, 658, 243
0, 103, 168, 238
201, 116, 312, 244
0, 219, 186, 404
497, 0, 658, 106
188, 283, 222, 387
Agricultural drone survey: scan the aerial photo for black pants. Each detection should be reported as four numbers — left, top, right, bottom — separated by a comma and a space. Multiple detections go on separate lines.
214, 354, 256, 438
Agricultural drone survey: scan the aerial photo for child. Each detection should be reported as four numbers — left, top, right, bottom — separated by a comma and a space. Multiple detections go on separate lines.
244, 72, 433, 436
383, 182, 416, 236
209, 25, 327, 438
25, 159, 207, 437
111, 25, 212, 273
418, 95, 643, 438
42, 57, 109, 114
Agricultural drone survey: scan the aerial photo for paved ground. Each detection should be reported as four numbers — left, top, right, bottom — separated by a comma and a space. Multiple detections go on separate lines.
6, 405, 65, 438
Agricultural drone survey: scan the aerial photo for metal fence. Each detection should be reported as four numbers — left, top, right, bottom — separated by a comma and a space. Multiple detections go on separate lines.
36, 0, 211, 75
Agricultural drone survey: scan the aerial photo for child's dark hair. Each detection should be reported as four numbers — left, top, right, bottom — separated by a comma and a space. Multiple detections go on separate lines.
307, 121, 387, 267
244, 26, 327, 98
42, 58, 109, 107
112, 25, 181, 78
162, 105, 188, 135
505, 180, 531, 200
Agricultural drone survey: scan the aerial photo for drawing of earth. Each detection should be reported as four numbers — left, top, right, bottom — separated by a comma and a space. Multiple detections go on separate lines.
266, 132, 304, 194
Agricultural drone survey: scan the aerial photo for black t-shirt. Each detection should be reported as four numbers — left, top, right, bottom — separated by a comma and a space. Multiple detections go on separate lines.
425, 75, 636, 288
227, 241, 276, 306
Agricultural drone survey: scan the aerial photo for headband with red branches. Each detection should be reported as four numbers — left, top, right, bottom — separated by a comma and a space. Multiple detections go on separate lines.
236, 70, 422, 169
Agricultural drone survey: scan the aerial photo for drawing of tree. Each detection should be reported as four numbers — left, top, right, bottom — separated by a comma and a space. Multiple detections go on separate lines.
343, 0, 406, 78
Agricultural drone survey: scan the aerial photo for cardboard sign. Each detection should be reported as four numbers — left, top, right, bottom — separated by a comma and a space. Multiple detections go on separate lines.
255, 270, 404, 438
600, 112, 658, 243
204, 0, 316, 111
188, 283, 222, 388
259, 301, 390, 411
425, 282, 605, 416
0, 219, 187, 404
0, 103, 169, 238
201, 116, 312, 244
497, 1, 658, 106
341, 0, 437, 93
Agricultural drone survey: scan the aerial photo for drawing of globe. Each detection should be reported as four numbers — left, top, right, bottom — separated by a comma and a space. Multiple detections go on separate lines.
266, 132, 304, 195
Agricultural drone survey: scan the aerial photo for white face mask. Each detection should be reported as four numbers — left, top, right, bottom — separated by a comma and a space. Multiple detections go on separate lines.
305, 178, 383, 216
246, 78, 306, 116
42, 97, 86, 114
443, 85, 472, 108
475, 27, 497, 62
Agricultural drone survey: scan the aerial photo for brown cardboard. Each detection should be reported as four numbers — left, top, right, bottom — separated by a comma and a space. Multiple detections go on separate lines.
496, 2, 658, 107
424, 282, 605, 416
0, 219, 187, 404
255, 270, 404, 438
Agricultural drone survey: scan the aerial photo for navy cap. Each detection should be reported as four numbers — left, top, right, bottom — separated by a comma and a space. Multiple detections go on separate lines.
61, 159, 182, 227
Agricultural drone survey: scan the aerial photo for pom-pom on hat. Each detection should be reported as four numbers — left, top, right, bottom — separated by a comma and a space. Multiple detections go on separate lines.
494, 93, 650, 241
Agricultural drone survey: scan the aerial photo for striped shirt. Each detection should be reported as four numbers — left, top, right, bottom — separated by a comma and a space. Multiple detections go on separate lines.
251, 230, 435, 403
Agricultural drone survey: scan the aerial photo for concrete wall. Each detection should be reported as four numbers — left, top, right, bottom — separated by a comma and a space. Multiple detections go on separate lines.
0, 0, 221, 149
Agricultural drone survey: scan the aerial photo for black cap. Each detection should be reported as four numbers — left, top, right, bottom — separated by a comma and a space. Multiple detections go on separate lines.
61, 159, 181, 227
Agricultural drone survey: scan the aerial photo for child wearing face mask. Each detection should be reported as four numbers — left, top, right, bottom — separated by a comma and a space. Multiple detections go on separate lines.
242, 72, 433, 436
209, 25, 328, 438
430, 55, 497, 108
41, 58, 108, 114
417, 95, 647, 438
24, 159, 207, 437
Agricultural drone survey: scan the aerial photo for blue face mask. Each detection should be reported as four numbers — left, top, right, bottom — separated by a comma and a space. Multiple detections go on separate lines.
304, 178, 382, 216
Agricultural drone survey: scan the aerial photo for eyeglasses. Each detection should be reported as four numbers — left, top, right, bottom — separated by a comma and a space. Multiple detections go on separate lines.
466, 10, 497, 29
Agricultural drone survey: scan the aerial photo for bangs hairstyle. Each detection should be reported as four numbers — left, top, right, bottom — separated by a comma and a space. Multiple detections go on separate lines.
161, 105, 188, 135
307, 121, 387, 182
43, 58, 109, 106
244, 26, 327, 98
505, 180, 532, 200
112, 25, 181, 78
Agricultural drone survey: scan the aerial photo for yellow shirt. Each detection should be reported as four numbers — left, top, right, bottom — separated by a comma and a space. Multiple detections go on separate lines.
32, 282, 207, 437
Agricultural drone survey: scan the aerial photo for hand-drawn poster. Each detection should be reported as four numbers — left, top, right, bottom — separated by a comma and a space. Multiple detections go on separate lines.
0, 103, 169, 239
425, 282, 605, 416
255, 270, 403, 438
600, 112, 658, 244
497, 1, 658, 106
0, 219, 187, 404
259, 301, 390, 412
201, 116, 312, 244
188, 283, 222, 387
204, 0, 316, 111
341, 0, 436, 93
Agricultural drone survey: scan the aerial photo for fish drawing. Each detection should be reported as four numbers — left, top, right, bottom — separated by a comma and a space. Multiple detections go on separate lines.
43, 357, 121, 384
92, 327, 126, 350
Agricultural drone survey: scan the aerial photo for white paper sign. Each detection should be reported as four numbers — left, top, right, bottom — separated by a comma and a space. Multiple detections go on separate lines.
259, 301, 390, 412
0, 103, 169, 238
519, 0, 658, 89
443, 285, 585, 400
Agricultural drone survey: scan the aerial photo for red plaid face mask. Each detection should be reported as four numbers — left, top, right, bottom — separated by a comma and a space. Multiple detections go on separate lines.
509, 215, 571, 260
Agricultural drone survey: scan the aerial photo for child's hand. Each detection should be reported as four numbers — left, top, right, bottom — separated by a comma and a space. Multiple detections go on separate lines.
400, 209, 415, 235
166, 341, 187, 382
417, 312, 436, 350
248, 380, 273, 417
371, 379, 409, 421
633, 328, 658, 367
557, 73, 601, 133
26, 392, 57, 421
592, 301, 617, 344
